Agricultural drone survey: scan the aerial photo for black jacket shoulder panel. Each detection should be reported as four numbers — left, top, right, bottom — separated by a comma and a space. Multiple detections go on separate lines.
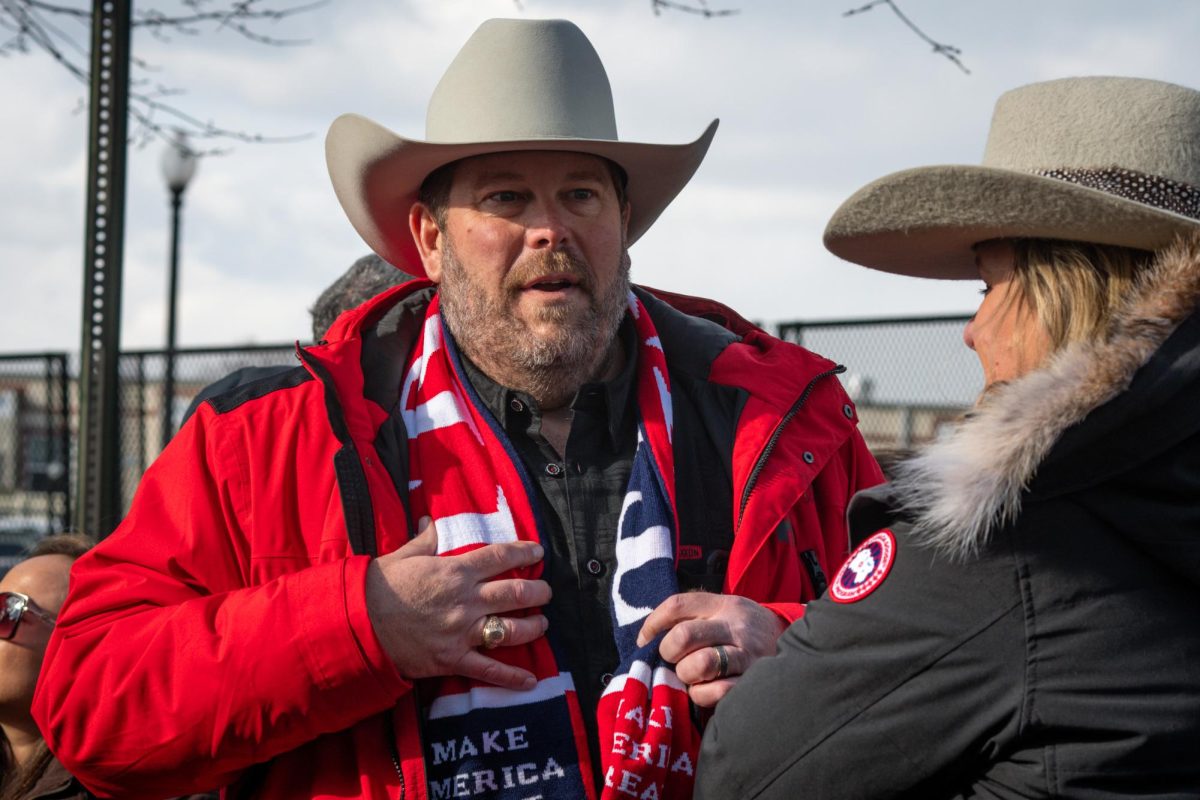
203, 365, 313, 416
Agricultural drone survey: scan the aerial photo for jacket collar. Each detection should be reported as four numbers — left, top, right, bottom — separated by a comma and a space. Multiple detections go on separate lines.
318, 280, 752, 425
312, 278, 857, 517
25, 755, 80, 798
891, 232, 1200, 559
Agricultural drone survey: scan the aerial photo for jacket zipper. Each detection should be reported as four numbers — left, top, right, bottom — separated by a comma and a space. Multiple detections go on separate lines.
300, 344, 407, 799
799, 549, 829, 597
737, 365, 846, 523
389, 727, 406, 800
387, 682, 424, 800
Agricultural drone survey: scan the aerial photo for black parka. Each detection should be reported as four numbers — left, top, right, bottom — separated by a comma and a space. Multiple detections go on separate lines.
695, 234, 1200, 799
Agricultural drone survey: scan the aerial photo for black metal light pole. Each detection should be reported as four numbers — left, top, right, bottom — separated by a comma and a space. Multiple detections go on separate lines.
160, 131, 197, 450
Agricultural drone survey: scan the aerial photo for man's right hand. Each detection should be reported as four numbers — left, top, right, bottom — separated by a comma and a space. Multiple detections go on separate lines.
364, 517, 551, 690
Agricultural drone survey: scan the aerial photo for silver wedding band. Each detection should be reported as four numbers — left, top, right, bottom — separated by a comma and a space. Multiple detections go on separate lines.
713, 644, 730, 679
481, 615, 507, 650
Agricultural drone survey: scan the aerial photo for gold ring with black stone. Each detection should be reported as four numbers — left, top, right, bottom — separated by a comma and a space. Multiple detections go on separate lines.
481, 615, 507, 650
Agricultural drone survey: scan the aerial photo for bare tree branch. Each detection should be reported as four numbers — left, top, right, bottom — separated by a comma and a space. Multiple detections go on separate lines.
24, 0, 322, 33
509, 0, 737, 19
1, 0, 321, 149
134, 0, 325, 46
651, 0, 739, 19
844, 0, 969, 74
126, 83, 310, 152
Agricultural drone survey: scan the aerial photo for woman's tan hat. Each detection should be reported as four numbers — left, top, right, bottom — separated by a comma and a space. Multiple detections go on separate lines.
824, 76, 1200, 279
326, 18, 718, 276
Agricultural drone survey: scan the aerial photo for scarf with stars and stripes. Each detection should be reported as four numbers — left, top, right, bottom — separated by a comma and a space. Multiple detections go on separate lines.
403, 290, 700, 800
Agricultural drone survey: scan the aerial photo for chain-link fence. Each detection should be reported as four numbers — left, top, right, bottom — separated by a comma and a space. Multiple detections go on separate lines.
778, 315, 977, 464
115, 345, 297, 511
0, 354, 71, 573
0, 345, 295, 572
1, 315, 982, 562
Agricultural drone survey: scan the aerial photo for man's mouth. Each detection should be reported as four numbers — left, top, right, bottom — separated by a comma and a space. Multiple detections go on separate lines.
523, 273, 583, 293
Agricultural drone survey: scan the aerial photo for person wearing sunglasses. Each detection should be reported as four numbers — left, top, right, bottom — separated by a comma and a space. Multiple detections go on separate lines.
1, 534, 91, 800
0, 594, 56, 642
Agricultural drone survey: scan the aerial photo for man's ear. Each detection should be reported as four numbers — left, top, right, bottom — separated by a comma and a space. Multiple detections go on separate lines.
410, 203, 444, 283
620, 201, 632, 240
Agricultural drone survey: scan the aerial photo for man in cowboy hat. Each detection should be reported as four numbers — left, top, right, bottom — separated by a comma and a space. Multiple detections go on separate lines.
35, 18, 880, 800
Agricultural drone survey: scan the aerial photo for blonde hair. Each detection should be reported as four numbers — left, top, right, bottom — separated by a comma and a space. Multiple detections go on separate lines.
1009, 239, 1153, 353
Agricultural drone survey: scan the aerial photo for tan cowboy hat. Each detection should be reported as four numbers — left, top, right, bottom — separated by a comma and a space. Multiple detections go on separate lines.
824, 76, 1200, 279
326, 18, 718, 276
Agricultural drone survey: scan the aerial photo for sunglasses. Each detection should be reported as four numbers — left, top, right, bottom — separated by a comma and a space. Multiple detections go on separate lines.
1, 591, 57, 641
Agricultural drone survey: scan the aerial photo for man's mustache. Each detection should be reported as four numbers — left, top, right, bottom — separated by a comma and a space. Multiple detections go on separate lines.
503, 250, 594, 293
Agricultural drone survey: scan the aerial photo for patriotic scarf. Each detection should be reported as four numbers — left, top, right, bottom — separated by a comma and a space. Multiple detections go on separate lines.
402, 291, 700, 800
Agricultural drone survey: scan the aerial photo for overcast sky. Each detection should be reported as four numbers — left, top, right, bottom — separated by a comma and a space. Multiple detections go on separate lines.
2, 0, 1198, 353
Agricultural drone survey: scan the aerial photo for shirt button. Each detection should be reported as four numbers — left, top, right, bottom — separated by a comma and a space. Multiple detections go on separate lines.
843, 403, 854, 419
509, 398, 524, 412
600, 672, 614, 687
545, 462, 563, 477
803, 451, 815, 464
585, 558, 605, 576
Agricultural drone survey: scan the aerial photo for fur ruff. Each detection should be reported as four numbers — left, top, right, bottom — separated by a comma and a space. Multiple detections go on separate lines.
892, 232, 1200, 559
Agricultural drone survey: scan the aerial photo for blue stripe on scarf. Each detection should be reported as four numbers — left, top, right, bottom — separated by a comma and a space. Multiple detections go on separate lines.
610, 423, 680, 661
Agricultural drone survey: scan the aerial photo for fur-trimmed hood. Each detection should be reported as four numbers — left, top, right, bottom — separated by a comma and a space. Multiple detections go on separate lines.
889, 232, 1200, 569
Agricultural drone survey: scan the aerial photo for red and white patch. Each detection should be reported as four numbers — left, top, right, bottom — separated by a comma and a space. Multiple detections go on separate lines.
830, 529, 896, 603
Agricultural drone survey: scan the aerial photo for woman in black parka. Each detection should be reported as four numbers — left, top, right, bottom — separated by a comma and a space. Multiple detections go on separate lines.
696, 76, 1200, 799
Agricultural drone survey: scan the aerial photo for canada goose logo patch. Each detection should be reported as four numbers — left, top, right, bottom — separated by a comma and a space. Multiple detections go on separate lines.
830, 529, 895, 603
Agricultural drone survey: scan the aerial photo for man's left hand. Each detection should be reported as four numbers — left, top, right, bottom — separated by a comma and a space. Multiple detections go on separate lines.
636, 593, 786, 708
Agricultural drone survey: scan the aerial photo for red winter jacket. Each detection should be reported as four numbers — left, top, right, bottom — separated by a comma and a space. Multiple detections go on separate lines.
34, 284, 881, 800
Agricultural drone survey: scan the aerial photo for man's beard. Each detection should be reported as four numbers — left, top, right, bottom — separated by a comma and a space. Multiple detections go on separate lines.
438, 241, 631, 409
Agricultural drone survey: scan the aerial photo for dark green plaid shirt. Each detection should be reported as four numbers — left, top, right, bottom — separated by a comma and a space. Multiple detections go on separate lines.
459, 320, 637, 778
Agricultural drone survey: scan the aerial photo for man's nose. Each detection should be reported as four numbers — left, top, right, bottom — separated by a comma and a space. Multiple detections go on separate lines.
524, 202, 569, 250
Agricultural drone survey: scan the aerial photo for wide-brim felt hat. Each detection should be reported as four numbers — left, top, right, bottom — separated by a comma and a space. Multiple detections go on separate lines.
327, 18, 718, 277
824, 76, 1200, 279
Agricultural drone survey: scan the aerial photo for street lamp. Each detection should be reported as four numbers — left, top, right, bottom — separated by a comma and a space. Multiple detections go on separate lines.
159, 130, 197, 449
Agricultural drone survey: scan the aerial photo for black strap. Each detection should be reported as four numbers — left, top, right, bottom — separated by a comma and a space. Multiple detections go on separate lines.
296, 348, 378, 558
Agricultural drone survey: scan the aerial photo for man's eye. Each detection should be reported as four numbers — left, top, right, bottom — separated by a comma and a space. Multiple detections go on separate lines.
487, 191, 521, 203
569, 189, 596, 201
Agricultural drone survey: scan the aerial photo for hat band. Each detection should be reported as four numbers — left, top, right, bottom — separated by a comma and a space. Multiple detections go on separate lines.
1033, 166, 1200, 221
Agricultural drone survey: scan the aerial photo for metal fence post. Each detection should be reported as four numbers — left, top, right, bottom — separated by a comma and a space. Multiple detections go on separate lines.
41, 356, 54, 534
75, 0, 131, 537
136, 353, 146, 478
55, 353, 70, 530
